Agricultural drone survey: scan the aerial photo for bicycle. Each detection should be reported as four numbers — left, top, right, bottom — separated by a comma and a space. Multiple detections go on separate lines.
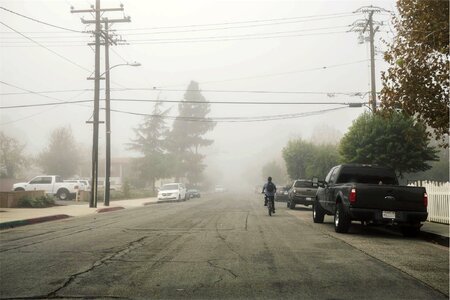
264, 195, 275, 216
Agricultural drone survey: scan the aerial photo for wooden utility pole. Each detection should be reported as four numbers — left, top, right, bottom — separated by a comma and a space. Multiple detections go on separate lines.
351, 5, 387, 112
71, 1, 130, 208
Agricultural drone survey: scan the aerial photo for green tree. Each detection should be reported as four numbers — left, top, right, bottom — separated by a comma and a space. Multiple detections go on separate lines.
128, 101, 172, 190
38, 126, 79, 178
0, 131, 27, 178
282, 139, 339, 180
305, 144, 339, 179
282, 139, 315, 180
166, 81, 216, 184
380, 0, 449, 144
339, 112, 438, 177
404, 138, 449, 182
261, 160, 287, 184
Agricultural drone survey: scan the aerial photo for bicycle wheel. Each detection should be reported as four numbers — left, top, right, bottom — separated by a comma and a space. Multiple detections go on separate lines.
268, 202, 272, 216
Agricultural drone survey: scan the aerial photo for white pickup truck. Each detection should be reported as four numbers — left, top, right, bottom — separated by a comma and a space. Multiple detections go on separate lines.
13, 175, 80, 200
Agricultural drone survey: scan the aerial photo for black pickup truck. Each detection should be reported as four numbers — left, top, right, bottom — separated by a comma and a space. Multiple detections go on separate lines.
313, 164, 428, 236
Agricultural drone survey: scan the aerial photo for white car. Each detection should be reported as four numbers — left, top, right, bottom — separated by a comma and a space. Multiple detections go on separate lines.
215, 185, 226, 192
157, 183, 187, 201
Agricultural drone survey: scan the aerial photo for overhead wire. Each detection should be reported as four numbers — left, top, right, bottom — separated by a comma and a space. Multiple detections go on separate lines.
0, 6, 86, 33
109, 106, 350, 123
116, 16, 355, 35
0, 98, 363, 109
0, 29, 350, 46
0, 87, 366, 96
116, 12, 356, 31
0, 89, 90, 126
0, 25, 349, 42
0, 21, 91, 72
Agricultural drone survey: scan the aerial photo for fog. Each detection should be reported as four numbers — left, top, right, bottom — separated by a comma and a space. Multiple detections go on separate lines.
0, 0, 396, 188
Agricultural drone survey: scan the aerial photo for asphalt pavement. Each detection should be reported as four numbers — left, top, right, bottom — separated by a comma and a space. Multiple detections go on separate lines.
0, 193, 447, 299
1, 197, 448, 246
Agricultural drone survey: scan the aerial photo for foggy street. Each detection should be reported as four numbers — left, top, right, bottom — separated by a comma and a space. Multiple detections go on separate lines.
1, 193, 448, 299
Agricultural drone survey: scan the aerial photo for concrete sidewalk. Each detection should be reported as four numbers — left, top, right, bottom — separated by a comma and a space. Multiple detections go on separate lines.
420, 221, 449, 246
0, 197, 159, 230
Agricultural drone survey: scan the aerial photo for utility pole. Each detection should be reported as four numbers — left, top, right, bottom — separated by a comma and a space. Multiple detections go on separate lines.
351, 5, 388, 113
102, 16, 130, 207
104, 19, 111, 207
71, 1, 130, 208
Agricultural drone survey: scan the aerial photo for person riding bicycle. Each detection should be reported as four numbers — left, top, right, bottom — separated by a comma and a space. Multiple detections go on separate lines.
262, 176, 277, 213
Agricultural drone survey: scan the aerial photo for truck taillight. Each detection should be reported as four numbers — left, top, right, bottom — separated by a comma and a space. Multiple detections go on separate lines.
424, 193, 428, 208
349, 188, 356, 204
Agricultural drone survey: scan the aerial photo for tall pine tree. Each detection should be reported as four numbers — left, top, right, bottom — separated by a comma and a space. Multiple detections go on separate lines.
128, 100, 172, 190
167, 81, 216, 184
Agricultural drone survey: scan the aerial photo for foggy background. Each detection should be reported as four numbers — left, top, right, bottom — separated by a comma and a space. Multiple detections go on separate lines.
0, 0, 397, 188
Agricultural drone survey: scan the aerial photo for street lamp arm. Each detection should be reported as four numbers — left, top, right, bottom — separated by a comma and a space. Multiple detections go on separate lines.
100, 62, 141, 76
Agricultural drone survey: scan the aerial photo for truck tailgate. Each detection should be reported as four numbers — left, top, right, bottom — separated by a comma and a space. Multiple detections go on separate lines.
353, 184, 427, 212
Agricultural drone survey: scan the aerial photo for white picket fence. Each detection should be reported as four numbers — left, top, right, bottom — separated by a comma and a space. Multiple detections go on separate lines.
408, 181, 450, 224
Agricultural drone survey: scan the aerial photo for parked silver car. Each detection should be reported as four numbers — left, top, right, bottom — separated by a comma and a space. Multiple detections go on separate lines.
287, 179, 318, 209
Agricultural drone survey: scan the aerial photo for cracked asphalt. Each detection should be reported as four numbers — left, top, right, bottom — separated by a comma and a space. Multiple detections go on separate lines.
0, 193, 448, 299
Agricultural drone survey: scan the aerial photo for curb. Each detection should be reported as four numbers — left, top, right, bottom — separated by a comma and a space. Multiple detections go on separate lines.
420, 230, 449, 247
96, 207, 125, 213
0, 214, 71, 230
154, 199, 187, 204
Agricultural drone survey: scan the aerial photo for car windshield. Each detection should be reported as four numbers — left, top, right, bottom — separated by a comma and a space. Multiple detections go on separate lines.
294, 181, 312, 188
160, 184, 179, 191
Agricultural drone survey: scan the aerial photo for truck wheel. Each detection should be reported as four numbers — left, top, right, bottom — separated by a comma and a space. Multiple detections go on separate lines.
289, 201, 295, 209
334, 202, 351, 233
313, 201, 325, 223
400, 225, 420, 237
14, 187, 25, 191
57, 189, 69, 201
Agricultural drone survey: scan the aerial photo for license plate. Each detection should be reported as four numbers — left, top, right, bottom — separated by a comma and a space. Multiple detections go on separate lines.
306, 197, 312, 201
382, 211, 396, 219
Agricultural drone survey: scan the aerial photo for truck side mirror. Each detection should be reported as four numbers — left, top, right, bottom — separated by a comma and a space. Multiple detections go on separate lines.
316, 180, 327, 188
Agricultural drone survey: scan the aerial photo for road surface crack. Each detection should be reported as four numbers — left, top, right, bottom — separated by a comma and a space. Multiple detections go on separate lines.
207, 260, 238, 279
46, 236, 147, 298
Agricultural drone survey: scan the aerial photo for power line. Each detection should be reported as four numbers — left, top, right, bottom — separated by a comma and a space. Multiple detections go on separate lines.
0, 98, 364, 109
159, 59, 370, 87
109, 107, 349, 123
126, 30, 349, 45
0, 29, 350, 46
116, 12, 356, 31
0, 25, 349, 42
0, 21, 91, 72
123, 26, 349, 42
0, 87, 367, 97
0, 89, 90, 126
0, 100, 92, 109
0, 6, 85, 33
116, 17, 354, 35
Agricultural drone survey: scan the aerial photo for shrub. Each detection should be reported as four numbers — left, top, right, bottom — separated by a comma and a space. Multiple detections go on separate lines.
18, 195, 55, 208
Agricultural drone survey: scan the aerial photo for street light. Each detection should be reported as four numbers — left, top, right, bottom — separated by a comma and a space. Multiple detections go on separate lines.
104, 60, 141, 206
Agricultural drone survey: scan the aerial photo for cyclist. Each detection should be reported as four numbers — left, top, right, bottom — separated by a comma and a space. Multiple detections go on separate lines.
262, 176, 277, 213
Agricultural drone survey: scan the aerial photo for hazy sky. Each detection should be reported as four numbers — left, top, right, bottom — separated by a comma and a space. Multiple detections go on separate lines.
0, 0, 397, 185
